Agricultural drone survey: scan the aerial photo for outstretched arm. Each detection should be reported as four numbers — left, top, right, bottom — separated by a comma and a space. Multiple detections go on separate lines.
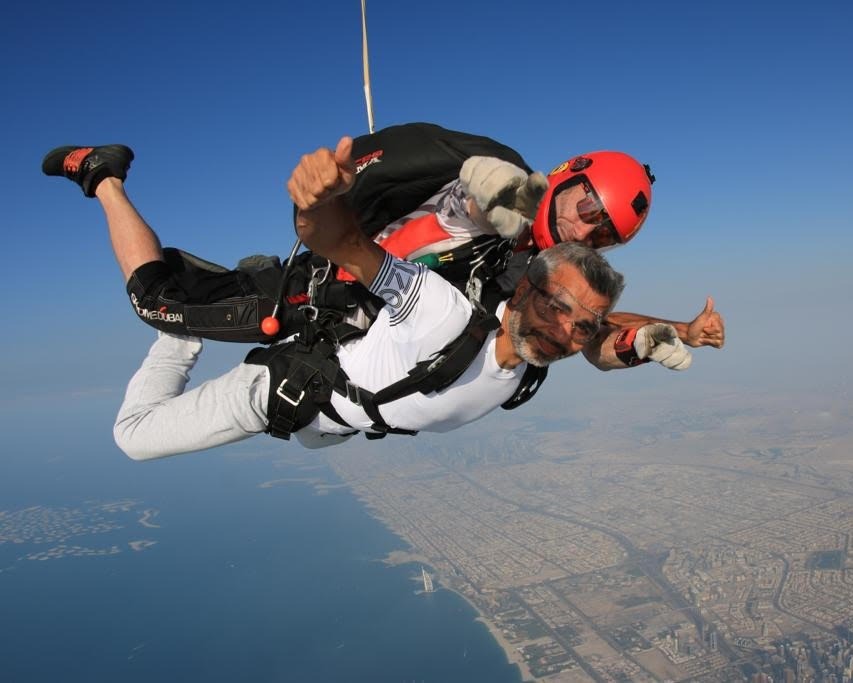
287, 136, 387, 287
605, 297, 725, 349
583, 323, 693, 371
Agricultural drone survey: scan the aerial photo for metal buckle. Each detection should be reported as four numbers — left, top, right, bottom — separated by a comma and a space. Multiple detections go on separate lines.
297, 304, 319, 321
426, 354, 446, 373
276, 379, 305, 407
307, 260, 332, 304
465, 273, 486, 314
345, 380, 361, 406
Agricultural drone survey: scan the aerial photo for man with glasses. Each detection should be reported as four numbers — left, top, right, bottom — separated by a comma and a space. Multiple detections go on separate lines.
42, 127, 724, 351
107, 137, 692, 460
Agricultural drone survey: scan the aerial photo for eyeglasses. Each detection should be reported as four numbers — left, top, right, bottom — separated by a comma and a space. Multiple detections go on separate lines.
527, 276, 602, 343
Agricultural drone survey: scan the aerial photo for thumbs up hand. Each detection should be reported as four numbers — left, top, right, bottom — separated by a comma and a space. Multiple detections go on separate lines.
686, 297, 725, 348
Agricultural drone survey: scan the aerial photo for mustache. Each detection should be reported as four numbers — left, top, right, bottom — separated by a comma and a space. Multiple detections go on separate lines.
523, 328, 571, 357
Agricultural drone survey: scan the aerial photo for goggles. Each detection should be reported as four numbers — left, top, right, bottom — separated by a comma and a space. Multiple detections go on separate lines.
527, 274, 603, 343
575, 185, 622, 249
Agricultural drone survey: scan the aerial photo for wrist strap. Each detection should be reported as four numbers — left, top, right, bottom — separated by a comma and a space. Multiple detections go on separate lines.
614, 328, 650, 367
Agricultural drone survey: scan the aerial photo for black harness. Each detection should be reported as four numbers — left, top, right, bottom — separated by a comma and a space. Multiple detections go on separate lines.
244, 277, 547, 441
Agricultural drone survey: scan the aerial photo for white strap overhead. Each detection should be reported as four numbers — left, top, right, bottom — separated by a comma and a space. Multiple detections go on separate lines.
361, 0, 376, 134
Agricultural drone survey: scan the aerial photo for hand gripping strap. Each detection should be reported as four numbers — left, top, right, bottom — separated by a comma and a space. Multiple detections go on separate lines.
614, 328, 650, 367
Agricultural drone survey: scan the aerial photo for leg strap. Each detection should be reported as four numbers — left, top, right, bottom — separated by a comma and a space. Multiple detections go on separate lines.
244, 339, 343, 440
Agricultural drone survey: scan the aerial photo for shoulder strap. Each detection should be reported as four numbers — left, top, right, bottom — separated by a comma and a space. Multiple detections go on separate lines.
331, 307, 501, 435
501, 364, 548, 410
374, 307, 500, 404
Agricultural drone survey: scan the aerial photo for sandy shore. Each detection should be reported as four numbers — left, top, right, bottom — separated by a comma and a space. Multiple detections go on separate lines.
469, 603, 535, 682
434, 580, 535, 680
382, 551, 534, 679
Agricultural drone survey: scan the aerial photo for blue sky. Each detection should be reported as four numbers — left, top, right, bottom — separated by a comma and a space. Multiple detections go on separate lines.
2, 0, 852, 438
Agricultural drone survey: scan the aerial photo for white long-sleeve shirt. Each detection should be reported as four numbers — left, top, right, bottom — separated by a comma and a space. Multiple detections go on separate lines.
114, 253, 525, 460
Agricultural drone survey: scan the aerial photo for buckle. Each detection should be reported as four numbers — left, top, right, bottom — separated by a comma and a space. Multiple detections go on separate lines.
276, 379, 305, 407
345, 380, 361, 405
297, 303, 319, 322
307, 260, 332, 306
465, 273, 484, 308
426, 353, 446, 373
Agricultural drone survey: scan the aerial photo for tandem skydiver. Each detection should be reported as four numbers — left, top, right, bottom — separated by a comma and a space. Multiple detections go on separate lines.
42, 122, 724, 351
46, 135, 699, 458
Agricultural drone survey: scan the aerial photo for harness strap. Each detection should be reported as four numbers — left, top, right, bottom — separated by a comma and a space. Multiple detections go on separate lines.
501, 364, 548, 410
245, 338, 343, 440
413, 235, 516, 297
329, 371, 419, 437
375, 307, 500, 403
328, 307, 501, 436
316, 399, 356, 431
248, 277, 547, 441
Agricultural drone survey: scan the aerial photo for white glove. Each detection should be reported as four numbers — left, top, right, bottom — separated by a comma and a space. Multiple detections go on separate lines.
634, 324, 692, 370
459, 156, 548, 239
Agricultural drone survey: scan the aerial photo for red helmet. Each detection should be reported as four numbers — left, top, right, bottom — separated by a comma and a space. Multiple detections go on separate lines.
530, 151, 655, 251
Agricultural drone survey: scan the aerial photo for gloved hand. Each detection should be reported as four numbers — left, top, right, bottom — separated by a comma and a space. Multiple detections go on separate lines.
459, 156, 549, 239
634, 324, 692, 370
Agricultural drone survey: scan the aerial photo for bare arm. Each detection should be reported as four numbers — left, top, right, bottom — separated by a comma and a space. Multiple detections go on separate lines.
287, 136, 386, 287
605, 297, 725, 349
582, 326, 632, 370
583, 323, 692, 371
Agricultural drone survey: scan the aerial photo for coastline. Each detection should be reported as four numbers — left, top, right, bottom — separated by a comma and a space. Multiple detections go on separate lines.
336, 469, 534, 679
458, 592, 535, 682
383, 551, 534, 682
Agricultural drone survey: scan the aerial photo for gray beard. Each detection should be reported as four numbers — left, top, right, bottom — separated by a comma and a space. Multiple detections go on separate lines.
507, 306, 575, 368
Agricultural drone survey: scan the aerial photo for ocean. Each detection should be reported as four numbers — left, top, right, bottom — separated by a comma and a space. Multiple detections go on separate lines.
0, 424, 523, 683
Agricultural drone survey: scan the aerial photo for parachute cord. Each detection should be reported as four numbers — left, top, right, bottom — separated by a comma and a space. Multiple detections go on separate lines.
263, 1, 377, 335
361, 0, 375, 134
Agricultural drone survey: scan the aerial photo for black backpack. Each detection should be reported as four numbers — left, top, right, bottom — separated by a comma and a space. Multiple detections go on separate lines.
343, 122, 531, 237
